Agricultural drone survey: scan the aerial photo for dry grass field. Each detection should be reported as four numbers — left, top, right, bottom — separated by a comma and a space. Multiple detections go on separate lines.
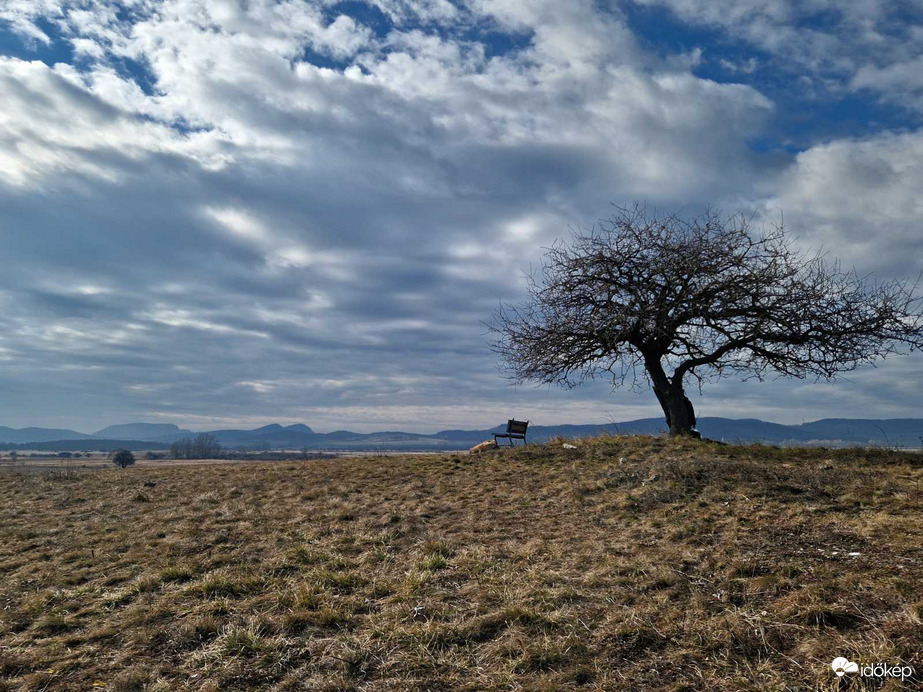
0, 436, 921, 691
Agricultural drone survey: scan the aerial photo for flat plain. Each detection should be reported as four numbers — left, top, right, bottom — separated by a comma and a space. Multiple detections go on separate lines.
0, 436, 921, 691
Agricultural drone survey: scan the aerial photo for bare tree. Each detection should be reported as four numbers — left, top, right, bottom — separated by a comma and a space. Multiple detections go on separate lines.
491, 206, 923, 437
170, 433, 221, 459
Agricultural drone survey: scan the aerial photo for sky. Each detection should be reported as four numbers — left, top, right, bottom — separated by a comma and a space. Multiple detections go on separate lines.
0, 0, 922, 434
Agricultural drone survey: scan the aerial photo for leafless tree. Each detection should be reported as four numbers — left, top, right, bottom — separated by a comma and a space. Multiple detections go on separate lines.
490, 205, 923, 437
170, 433, 221, 459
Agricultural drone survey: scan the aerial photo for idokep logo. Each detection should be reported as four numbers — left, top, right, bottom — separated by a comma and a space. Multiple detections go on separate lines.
832, 657, 915, 681
831, 657, 858, 677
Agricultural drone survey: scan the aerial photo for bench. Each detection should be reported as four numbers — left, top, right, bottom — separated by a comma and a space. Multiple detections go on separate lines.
493, 419, 529, 446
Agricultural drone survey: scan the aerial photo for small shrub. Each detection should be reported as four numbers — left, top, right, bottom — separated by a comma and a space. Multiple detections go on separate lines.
112, 449, 136, 469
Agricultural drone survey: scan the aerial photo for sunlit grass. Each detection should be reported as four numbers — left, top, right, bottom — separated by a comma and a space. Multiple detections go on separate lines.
0, 436, 920, 690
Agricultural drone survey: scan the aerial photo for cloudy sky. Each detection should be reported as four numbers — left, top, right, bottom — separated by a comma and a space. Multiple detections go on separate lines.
0, 0, 921, 433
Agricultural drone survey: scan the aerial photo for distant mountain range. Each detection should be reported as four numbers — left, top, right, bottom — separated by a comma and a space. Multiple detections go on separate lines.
1, 418, 922, 451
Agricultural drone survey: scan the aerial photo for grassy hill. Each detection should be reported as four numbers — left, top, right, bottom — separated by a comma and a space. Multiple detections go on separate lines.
0, 437, 920, 690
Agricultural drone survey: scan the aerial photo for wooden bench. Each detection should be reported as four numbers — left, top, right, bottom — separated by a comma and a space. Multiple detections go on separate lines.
493, 419, 529, 446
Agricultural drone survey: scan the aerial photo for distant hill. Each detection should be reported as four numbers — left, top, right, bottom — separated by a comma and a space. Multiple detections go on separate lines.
92, 423, 194, 442
0, 426, 91, 444
2, 418, 921, 451
205, 425, 436, 449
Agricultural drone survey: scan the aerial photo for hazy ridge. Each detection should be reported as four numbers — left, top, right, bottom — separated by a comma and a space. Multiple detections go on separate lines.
1, 418, 922, 451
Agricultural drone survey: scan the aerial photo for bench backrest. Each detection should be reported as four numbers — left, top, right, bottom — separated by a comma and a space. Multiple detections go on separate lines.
507, 419, 529, 435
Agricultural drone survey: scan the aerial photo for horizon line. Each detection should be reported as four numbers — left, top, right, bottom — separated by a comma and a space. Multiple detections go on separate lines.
6, 415, 923, 438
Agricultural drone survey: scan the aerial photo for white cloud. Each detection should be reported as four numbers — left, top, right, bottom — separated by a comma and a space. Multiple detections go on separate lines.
0, 0, 777, 206
852, 56, 923, 109
767, 130, 923, 275
0, 0, 65, 43
206, 207, 274, 244
0, 58, 231, 187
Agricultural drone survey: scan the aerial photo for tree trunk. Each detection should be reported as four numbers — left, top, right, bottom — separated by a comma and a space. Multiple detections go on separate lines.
644, 353, 699, 437
660, 387, 699, 437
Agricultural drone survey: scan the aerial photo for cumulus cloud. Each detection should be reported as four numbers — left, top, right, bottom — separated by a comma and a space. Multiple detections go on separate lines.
767, 130, 923, 276
0, 1, 66, 43
0, 0, 920, 431
852, 56, 923, 110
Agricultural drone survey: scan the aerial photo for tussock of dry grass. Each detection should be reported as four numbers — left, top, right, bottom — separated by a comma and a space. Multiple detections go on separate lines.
0, 436, 921, 690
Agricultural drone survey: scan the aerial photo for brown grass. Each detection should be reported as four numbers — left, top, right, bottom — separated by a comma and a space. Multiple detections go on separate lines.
0, 436, 921, 691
